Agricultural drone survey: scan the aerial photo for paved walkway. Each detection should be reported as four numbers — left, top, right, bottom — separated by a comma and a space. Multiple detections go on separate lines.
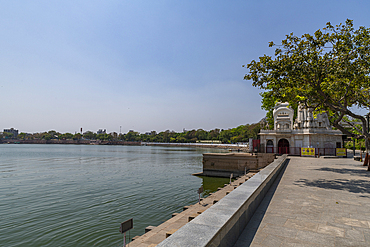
234, 156, 370, 247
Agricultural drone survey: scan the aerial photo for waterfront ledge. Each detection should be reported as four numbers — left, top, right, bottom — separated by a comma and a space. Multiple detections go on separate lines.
157, 154, 288, 247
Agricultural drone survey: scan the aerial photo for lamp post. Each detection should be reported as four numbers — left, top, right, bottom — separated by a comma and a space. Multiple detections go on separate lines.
353, 136, 356, 156
367, 113, 369, 154
365, 112, 370, 167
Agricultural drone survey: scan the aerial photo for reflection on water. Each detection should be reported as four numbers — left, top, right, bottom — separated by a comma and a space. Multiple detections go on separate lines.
198, 176, 231, 197
0, 144, 228, 247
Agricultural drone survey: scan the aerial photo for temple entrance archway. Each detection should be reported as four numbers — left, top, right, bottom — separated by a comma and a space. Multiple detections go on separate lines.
278, 138, 289, 154
266, 140, 274, 153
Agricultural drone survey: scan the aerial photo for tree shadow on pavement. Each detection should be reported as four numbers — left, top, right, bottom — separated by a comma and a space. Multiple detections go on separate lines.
294, 178, 370, 194
314, 167, 370, 178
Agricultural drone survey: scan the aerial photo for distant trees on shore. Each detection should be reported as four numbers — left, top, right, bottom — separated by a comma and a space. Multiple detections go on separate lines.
118, 123, 260, 143
1, 123, 260, 144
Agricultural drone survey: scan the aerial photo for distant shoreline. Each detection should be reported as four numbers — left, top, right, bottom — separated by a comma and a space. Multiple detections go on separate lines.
142, 142, 249, 151
1, 139, 249, 151
0, 139, 140, 145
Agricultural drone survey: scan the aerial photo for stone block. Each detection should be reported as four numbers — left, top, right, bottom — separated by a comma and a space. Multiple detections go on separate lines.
188, 214, 198, 222
197, 209, 206, 214
165, 229, 177, 238
145, 226, 156, 233
131, 235, 141, 241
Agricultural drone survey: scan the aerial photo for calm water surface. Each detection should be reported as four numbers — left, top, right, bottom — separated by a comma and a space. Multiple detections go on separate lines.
0, 144, 229, 246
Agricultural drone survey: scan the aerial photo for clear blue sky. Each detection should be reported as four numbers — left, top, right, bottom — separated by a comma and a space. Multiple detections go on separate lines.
1, 1, 369, 134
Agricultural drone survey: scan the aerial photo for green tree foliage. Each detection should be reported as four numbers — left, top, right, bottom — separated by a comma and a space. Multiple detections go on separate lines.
59, 133, 74, 140
218, 124, 260, 143
83, 131, 96, 140
1, 132, 14, 139
131, 124, 260, 143
96, 133, 113, 141
73, 133, 82, 140
18, 132, 27, 140
41, 133, 53, 140
9, 123, 261, 144
345, 138, 366, 151
48, 130, 60, 137
121, 131, 140, 142
244, 19, 370, 151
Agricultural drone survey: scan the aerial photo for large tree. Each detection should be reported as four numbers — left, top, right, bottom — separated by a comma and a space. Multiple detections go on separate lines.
244, 19, 370, 167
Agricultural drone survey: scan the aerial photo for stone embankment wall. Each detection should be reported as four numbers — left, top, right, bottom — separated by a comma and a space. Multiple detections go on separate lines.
200, 153, 276, 177
128, 172, 258, 247
158, 154, 288, 247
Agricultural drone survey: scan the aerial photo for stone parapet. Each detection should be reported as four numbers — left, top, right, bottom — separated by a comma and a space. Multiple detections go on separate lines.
157, 154, 288, 247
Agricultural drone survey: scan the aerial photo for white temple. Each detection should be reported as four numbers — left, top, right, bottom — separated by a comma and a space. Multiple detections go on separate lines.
259, 102, 343, 155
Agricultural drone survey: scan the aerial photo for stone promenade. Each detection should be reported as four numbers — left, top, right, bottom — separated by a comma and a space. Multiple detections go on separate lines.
234, 156, 370, 247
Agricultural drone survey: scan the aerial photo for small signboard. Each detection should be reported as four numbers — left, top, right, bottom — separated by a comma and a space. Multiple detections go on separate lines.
120, 218, 133, 234
197, 186, 204, 204
197, 186, 204, 194
336, 148, 346, 157
301, 148, 315, 157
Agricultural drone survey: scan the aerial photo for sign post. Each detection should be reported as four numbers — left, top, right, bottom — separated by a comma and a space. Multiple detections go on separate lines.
120, 218, 133, 247
197, 186, 203, 204
336, 148, 346, 157
301, 147, 315, 157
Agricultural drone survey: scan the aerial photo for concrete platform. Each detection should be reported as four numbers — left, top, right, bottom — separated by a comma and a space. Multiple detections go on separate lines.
234, 157, 370, 247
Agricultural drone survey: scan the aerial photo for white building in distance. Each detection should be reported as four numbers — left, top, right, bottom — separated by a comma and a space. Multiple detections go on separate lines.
259, 102, 343, 155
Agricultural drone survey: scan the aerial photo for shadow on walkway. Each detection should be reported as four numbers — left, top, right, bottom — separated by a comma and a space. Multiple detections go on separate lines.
294, 178, 370, 195
314, 167, 370, 178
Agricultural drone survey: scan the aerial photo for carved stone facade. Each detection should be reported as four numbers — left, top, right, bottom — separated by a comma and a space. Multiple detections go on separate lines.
259, 102, 343, 154
273, 102, 294, 130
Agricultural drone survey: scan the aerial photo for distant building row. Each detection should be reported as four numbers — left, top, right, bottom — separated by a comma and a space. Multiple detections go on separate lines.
3, 128, 19, 138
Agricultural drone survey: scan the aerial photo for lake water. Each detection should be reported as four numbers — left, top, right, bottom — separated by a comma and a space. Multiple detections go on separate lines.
0, 144, 229, 246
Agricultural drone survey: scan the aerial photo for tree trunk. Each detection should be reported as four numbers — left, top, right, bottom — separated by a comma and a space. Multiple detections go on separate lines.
365, 138, 370, 170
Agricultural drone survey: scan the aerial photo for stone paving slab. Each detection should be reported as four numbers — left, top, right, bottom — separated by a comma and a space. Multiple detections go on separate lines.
234, 157, 370, 247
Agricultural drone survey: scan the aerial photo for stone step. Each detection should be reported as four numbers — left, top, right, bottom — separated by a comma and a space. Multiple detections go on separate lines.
165, 229, 178, 238
145, 225, 156, 233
